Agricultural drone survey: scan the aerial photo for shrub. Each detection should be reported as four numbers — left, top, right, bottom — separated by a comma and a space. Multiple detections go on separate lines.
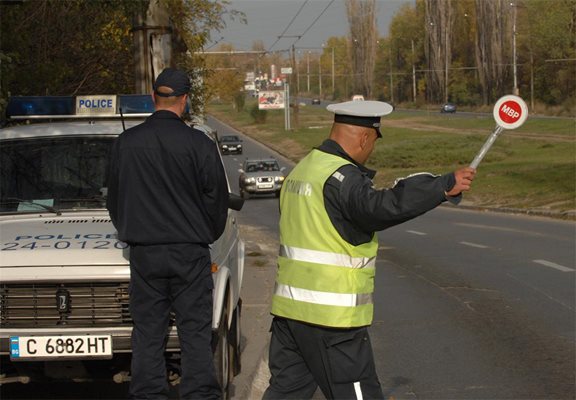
250, 103, 267, 124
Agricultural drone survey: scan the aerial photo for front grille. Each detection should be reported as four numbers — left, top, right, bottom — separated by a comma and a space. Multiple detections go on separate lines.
258, 177, 273, 183
0, 282, 132, 328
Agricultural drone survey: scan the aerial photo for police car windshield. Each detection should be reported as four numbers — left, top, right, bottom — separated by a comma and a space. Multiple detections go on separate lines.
0, 137, 113, 213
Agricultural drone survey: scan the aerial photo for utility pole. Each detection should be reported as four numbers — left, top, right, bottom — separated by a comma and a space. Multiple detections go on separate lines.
291, 44, 299, 129
306, 51, 310, 93
319, 54, 322, 98
331, 47, 335, 96
412, 39, 416, 102
511, 1, 519, 95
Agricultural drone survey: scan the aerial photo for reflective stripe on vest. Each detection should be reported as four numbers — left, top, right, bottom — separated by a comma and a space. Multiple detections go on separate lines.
279, 245, 376, 270
274, 283, 373, 307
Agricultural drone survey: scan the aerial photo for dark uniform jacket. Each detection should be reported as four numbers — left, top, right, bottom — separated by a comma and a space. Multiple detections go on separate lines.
106, 110, 228, 246
319, 139, 458, 246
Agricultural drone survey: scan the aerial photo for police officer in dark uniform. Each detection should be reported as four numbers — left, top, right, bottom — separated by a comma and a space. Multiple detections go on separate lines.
106, 68, 228, 399
264, 100, 476, 399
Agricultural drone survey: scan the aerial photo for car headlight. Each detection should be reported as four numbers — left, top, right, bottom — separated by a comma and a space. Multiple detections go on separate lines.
244, 177, 256, 184
222, 144, 228, 148
275, 176, 285, 183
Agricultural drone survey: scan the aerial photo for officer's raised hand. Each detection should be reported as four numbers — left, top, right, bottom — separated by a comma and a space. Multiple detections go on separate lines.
447, 167, 476, 196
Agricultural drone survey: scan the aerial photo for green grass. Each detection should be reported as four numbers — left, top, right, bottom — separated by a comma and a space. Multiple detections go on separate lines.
208, 100, 576, 217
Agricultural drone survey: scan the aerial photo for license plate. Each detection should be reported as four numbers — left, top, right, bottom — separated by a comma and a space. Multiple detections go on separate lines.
259, 184, 273, 189
10, 335, 113, 360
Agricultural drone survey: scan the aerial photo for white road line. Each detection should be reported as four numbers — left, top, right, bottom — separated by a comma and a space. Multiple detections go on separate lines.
406, 230, 427, 236
533, 259, 575, 273
460, 241, 488, 249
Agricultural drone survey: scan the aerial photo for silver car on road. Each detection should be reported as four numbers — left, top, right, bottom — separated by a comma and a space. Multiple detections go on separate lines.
238, 158, 285, 199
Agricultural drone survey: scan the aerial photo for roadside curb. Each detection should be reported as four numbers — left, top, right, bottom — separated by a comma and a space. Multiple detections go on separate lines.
230, 225, 277, 400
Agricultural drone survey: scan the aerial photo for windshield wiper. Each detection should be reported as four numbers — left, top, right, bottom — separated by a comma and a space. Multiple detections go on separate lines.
57, 197, 106, 206
3, 198, 61, 215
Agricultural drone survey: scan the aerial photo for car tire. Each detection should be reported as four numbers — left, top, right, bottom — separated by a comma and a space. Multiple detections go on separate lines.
274, 191, 280, 198
214, 297, 231, 399
230, 301, 242, 376
241, 190, 250, 200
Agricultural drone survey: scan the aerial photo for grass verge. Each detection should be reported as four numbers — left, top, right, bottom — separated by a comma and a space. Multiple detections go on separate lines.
208, 100, 575, 219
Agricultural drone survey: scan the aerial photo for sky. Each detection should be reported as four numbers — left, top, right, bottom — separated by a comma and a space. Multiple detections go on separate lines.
206, 0, 414, 53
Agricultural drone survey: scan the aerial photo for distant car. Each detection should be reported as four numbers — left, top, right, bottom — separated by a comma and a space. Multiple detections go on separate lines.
238, 158, 285, 199
219, 135, 243, 155
351, 95, 364, 101
311, 98, 321, 105
441, 103, 457, 113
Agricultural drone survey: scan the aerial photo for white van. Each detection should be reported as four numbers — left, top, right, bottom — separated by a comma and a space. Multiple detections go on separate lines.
0, 95, 244, 396
351, 94, 365, 101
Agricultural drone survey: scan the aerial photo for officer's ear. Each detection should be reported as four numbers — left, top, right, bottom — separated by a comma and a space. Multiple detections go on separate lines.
359, 128, 370, 150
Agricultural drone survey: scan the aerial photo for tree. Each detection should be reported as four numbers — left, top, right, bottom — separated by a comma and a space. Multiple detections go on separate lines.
1, 1, 133, 97
346, 0, 377, 98
424, 0, 454, 103
0, 0, 240, 117
204, 44, 245, 108
521, 0, 576, 109
474, 0, 512, 104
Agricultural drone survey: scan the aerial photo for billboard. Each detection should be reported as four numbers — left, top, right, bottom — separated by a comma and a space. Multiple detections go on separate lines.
258, 91, 285, 110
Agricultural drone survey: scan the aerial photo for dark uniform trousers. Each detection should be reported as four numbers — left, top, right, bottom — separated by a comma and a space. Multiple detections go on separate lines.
263, 317, 384, 400
128, 243, 221, 400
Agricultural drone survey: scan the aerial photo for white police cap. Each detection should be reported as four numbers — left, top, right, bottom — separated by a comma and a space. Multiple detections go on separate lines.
327, 100, 394, 137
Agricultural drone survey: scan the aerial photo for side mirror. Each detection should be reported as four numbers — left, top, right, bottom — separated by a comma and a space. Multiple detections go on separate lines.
280, 167, 286, 172
238, 168, 245, 174
228, 192, 244, 211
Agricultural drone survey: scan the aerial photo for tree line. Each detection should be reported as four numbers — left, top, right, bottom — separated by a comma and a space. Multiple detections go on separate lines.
1, 0, 573, 117
322, 0, 575, 114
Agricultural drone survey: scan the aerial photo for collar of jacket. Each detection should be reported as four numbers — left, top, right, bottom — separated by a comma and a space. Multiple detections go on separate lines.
317, 139, 376, 180
148, 109, 184, 121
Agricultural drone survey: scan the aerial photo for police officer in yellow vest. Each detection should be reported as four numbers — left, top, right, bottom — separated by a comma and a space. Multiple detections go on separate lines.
263, 100, 476, 399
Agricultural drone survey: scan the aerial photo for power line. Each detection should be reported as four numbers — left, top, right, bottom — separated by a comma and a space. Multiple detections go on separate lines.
292, 0, 335, 46
267, 0, 309, 52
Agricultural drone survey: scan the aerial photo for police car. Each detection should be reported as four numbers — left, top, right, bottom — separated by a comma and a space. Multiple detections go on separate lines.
0, 95, 244, 395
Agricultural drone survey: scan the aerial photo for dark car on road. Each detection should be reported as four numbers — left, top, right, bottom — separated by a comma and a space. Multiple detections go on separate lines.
441, 103, 457, 113
219, 135, 243, 155
238, 158, 285, 199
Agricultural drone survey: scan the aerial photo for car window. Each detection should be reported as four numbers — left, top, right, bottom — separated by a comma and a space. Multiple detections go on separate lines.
245, 160, 280, 172
0, 137, 113, 212
222, 136, 238, 142
263, 161, 279, 171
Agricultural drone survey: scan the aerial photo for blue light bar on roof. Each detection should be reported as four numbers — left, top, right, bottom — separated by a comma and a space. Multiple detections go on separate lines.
6, 95, 156, 119
118, 95, 155, 114
6, 96, 75, 117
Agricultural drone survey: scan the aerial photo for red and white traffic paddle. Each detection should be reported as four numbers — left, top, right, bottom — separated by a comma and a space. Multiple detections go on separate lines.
470, 94, 528, 169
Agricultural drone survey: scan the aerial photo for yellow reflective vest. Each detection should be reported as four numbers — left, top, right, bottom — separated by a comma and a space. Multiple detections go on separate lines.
271, 149, 379, 328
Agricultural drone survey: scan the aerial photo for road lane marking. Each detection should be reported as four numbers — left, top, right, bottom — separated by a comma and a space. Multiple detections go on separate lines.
406, 230, 427, 236
533, 259, 575, 272
455, 223, 544, 237
460, 241, 488, 249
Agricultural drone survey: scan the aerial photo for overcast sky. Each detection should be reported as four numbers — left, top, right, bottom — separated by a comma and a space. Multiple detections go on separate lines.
207, 0, 414, 53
